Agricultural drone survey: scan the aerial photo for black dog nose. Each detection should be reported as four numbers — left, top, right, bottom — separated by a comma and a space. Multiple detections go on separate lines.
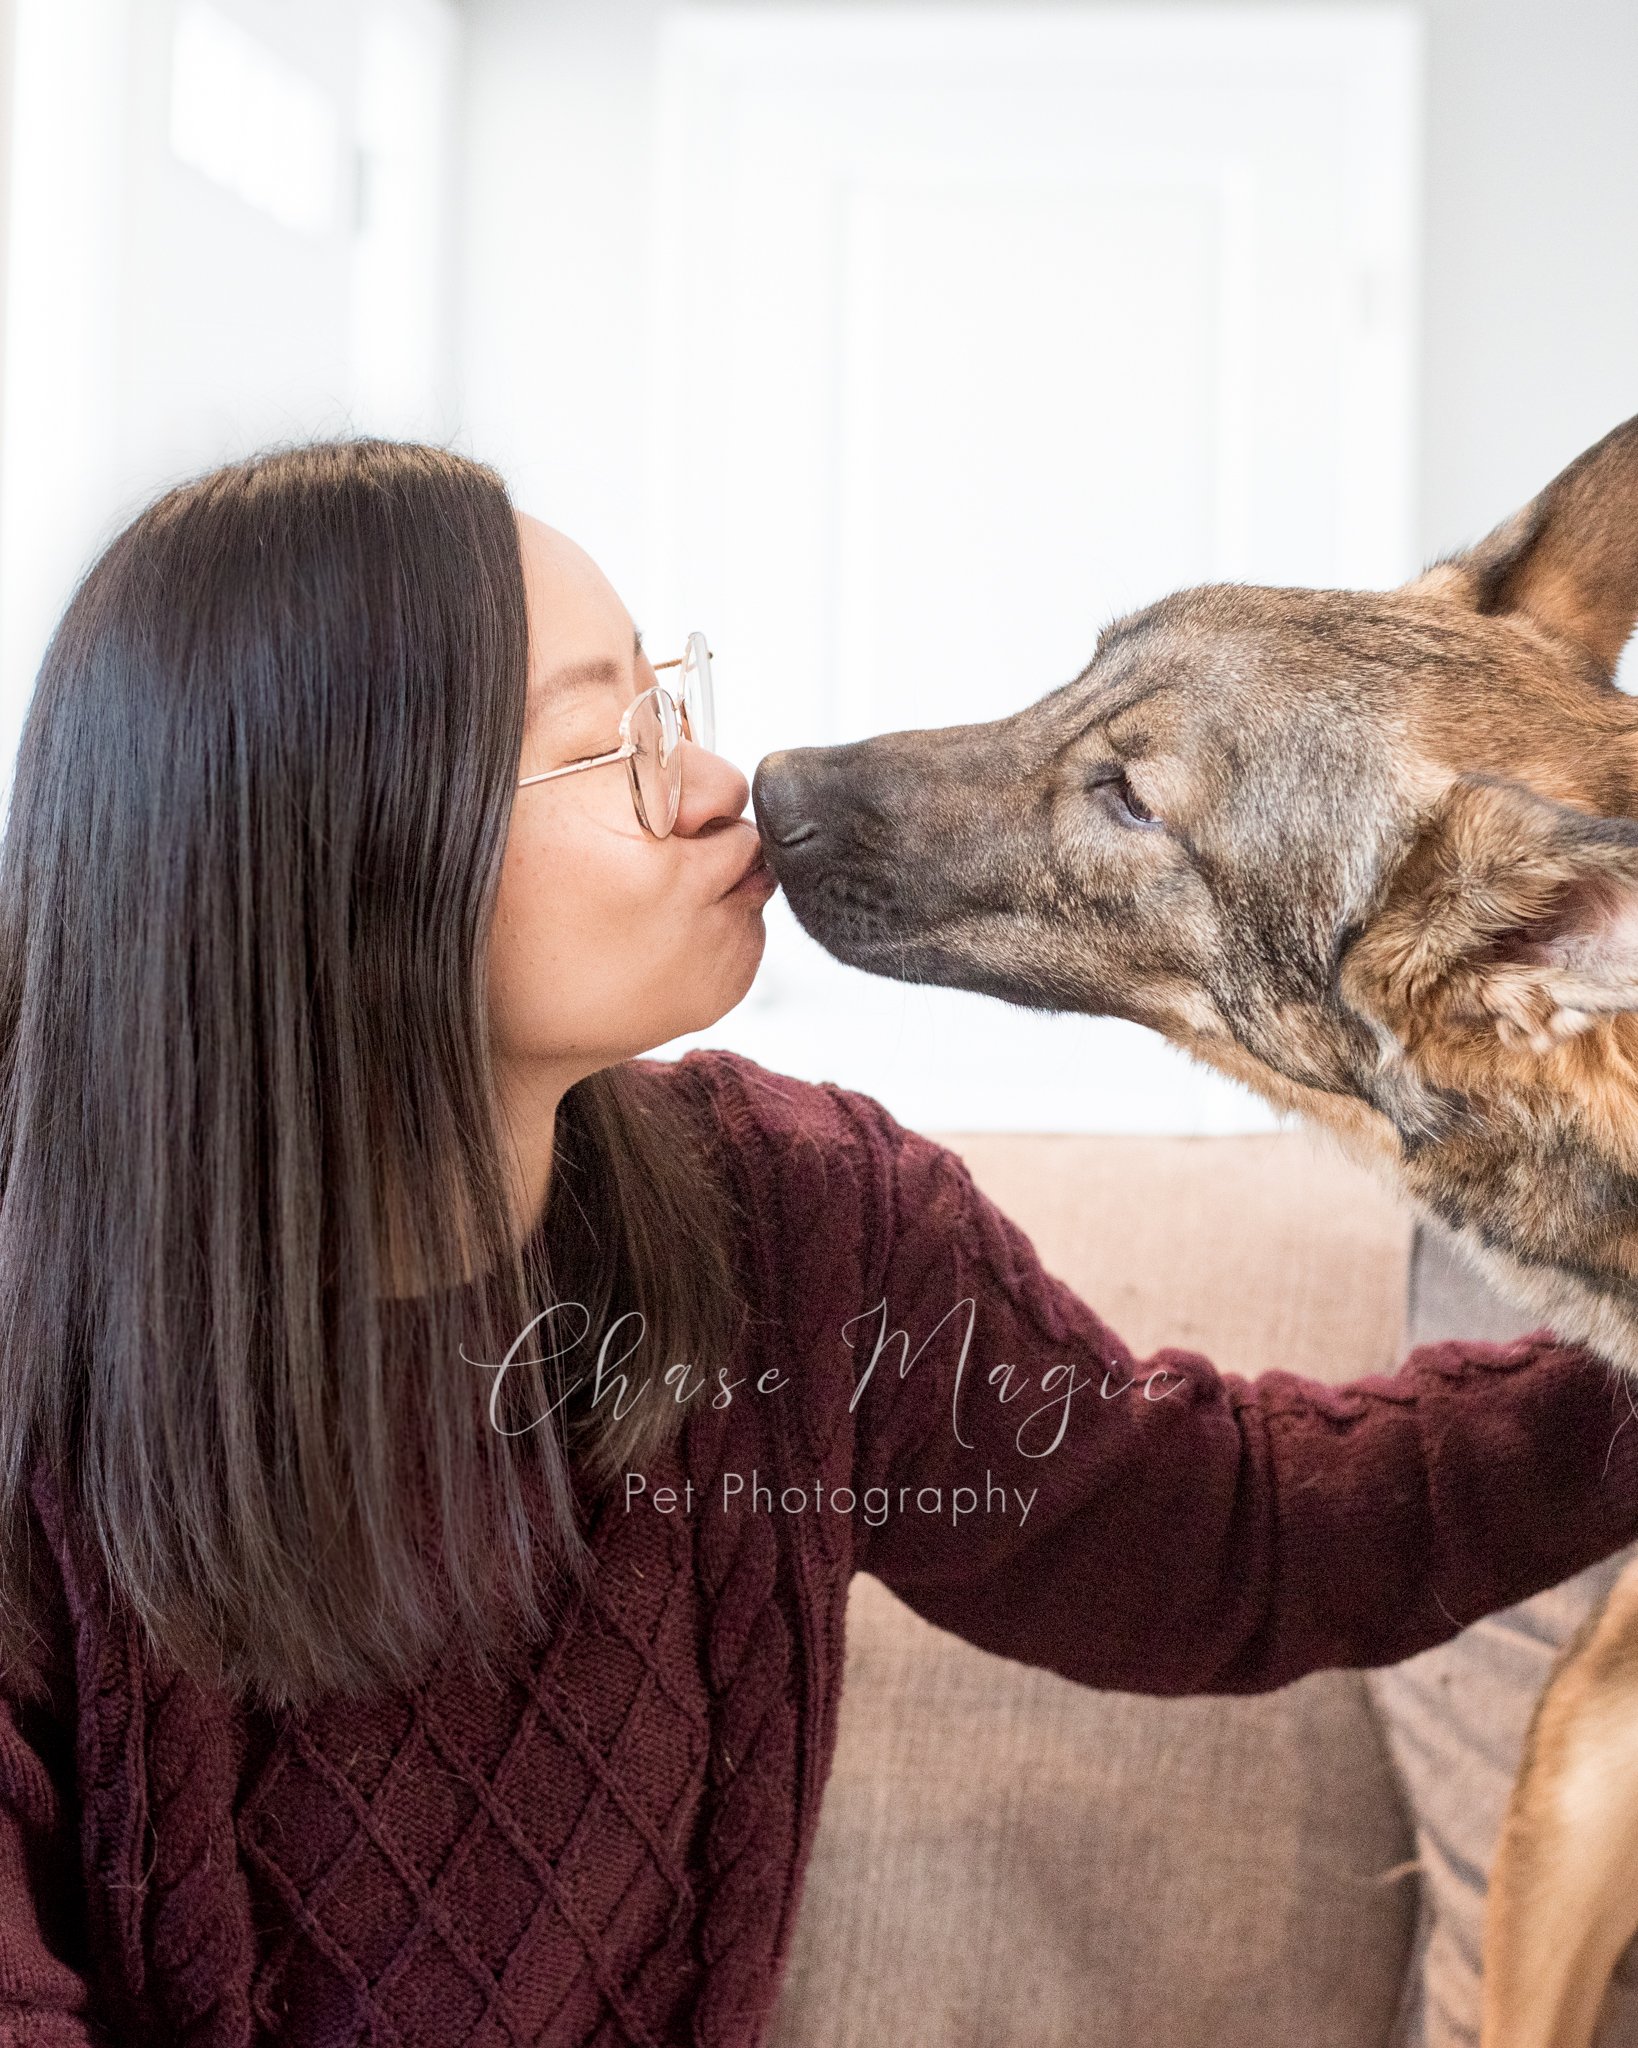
752, 750, 824, 852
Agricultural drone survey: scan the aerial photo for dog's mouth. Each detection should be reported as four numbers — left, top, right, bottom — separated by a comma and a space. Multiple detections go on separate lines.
755, 820, 918, 969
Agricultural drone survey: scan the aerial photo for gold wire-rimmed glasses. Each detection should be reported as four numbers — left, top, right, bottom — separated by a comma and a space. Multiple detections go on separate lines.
515, 631, 716, 839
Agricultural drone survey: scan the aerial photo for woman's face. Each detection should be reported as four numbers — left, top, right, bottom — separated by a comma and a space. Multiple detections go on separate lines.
486, 513, 776, 1097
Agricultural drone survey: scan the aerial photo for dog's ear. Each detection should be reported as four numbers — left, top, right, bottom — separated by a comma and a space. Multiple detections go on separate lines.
1406, 413, 1638, 680
1343, 776, 1638, 1055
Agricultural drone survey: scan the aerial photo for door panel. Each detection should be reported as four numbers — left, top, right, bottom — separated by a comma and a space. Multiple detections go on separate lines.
648, 5, 1421, 1131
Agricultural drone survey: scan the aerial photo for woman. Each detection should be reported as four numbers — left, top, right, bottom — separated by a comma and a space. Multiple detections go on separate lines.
0, 437, 1632, 2048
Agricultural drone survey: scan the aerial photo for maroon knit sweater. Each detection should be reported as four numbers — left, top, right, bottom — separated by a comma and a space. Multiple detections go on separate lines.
4, 1046, 1638, 2048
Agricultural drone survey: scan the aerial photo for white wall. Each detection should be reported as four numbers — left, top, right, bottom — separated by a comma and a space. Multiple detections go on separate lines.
0, 0, 12, 511
0, 0, 462, 789
460, 0, 667, 604
1416, 0, 1638, 559
0, 0, 134, 779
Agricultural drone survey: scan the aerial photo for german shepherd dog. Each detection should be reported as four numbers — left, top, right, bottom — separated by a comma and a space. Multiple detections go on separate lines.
751, 412, 1638, 2048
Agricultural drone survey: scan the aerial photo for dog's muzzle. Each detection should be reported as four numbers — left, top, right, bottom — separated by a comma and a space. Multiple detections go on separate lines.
751, 732, 1083, 1009
750, 744, 915, 953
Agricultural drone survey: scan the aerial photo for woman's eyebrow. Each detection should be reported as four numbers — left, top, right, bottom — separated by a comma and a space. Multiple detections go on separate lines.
541, 627, 644, 700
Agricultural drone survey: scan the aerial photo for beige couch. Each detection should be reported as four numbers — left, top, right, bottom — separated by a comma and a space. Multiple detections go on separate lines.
764, 1127, 1638, 2048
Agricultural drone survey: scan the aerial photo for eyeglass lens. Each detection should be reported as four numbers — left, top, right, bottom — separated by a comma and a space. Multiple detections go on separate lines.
629, 685, 682, 836
680, 633, 715, 751
634, 636, 714, 836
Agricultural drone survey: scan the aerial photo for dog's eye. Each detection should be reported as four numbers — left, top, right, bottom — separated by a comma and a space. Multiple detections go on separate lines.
1088, 767, 1160, 830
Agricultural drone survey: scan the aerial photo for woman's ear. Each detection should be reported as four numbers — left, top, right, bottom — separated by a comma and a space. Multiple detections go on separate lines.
1341, 775, 1638, 1056
1403, 412, 1638, 681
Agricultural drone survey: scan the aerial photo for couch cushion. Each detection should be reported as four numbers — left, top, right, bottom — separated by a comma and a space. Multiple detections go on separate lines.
767, 1577, 1418, 2048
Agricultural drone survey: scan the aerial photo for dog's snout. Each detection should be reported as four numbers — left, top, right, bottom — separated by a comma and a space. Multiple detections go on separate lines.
752, 750, 828, 852
750, 729, 1021, 989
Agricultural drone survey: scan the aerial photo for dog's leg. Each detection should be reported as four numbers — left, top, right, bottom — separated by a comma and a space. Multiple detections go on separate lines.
1481, 1554, 1638, 2048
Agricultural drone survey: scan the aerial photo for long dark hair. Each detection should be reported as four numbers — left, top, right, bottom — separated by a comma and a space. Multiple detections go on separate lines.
0, 440, 746, 1709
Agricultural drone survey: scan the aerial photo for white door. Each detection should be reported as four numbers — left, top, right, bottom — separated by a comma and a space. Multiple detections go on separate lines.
645, 3, 1422, 1133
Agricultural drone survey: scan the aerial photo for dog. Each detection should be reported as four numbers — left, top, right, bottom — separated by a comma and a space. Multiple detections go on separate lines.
751, 411, 1638, 2048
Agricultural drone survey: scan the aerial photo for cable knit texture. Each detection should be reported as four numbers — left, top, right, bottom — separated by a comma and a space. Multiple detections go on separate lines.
3, 1046, 1638, 2045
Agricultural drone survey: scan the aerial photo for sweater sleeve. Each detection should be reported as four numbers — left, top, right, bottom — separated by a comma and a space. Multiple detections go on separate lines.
0, 1684, 110, 2045
838, 1089, 1638, 1696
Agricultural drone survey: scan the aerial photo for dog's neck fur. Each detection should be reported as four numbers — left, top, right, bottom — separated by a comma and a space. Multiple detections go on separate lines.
1180, 1011, 1638, 1380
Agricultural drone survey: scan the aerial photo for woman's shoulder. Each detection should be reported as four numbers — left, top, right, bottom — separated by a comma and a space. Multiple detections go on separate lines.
630, 1048, 917, 1302
632, 1046, 912, 1182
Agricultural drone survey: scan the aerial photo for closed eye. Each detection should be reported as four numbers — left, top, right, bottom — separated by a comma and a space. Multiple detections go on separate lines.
1087, 765, 1161, 830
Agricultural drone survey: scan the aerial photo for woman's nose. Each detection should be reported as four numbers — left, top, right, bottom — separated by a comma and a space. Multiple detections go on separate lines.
672, 735, 751, 834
